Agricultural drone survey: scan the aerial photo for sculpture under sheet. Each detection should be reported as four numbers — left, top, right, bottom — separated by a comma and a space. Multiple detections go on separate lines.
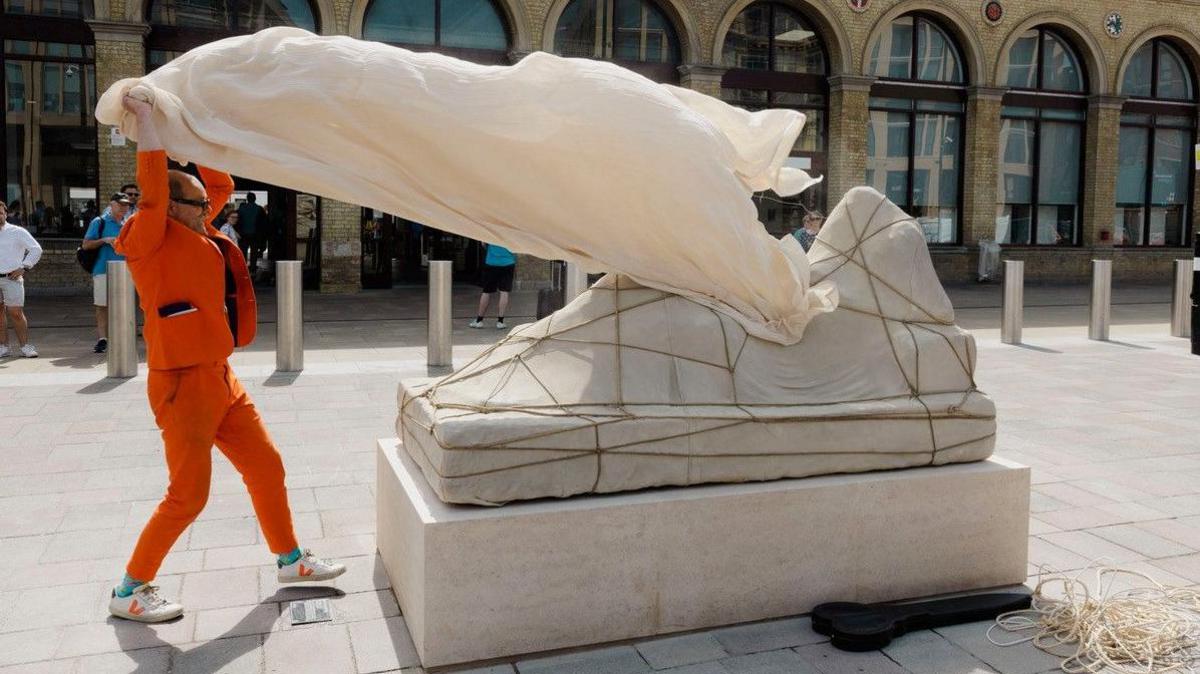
401, 188, 995, 505
95, 27, 833, 345
93, 30, 996, 506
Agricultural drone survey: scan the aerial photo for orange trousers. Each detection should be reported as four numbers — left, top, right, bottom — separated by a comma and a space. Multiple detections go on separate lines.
126, 361, 298, 581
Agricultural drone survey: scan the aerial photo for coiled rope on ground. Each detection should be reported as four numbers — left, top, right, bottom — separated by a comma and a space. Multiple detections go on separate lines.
989, 565, 1200, 674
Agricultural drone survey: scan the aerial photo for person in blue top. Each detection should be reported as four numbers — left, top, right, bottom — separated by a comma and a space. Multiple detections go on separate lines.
81, 193, 132, 353
470, 243, 517, 329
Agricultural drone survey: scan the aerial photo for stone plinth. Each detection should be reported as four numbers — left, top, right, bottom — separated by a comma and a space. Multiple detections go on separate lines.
375, 438, 1029, 668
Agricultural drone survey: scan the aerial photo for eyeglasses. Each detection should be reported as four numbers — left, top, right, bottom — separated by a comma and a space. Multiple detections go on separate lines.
124, 192, 140, 199
171, 197, 211, 211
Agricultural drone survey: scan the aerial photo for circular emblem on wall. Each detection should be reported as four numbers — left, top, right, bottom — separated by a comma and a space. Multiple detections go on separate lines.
982, 1, 1003, 24
1105, 11, 1124, 38
847, 0, 870, 12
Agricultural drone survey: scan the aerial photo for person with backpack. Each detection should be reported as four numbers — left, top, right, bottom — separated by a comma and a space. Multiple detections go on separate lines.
81, 193, 132, 353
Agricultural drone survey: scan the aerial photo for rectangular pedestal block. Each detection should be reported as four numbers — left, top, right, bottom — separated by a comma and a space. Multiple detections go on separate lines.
376, 439, 1030, 668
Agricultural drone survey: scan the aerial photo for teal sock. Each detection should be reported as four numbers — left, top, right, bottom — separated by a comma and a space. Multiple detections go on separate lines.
277, 547, 302, 567
115, 574, 143, 598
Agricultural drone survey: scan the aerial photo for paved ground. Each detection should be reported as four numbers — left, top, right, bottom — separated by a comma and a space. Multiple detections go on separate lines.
1, 282, 1198, 673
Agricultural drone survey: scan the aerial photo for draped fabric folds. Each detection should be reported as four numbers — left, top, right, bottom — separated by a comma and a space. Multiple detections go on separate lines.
96, 27, 836, 343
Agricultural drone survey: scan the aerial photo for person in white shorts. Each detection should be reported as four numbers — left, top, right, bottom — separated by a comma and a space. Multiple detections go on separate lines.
82, 193, 133, 353
0, 201, 43, 358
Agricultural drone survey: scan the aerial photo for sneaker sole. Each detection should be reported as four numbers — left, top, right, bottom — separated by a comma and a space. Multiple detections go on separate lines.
109, 605, 184, 623
278, 567, 347, 583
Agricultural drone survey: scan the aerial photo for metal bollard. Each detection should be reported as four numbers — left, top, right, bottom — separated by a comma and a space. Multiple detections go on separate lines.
1171, 259, 1192, 339
1001, 260, 1023, 345
428, 260, 452, 367
564, 262, 589, 303
1088, 259, 1112, 341
276, 261, 303, 372
106, 260, 137, 378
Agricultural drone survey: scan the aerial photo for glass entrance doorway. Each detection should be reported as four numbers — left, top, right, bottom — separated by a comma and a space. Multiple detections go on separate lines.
216, 178, 322, 289
361, 208, 484, 288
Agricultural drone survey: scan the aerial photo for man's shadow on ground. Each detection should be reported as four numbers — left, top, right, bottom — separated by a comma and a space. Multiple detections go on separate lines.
112, 586, 346, 673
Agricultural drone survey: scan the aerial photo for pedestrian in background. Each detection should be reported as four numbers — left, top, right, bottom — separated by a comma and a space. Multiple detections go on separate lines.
470, 243, 516, 329
81, 193, 132, 353
0, 200, 43, 358
792, 212, 824, 252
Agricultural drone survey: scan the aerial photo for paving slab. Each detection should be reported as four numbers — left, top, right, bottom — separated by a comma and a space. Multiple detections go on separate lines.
515, 645, 651, 674
634, 633, 729, 670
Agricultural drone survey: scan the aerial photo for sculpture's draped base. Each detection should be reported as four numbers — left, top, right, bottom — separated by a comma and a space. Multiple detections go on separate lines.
376, 439, 1030, 668
398, 187, 996, 505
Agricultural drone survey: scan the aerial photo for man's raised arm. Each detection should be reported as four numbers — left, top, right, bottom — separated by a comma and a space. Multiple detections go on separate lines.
115, 95, 169, 260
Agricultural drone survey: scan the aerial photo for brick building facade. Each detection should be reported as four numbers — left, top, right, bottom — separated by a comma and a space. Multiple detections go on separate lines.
5, 0, 1200, 293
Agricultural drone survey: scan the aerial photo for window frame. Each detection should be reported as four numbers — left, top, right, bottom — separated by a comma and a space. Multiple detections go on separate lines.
869, 12, 967, 87
865, 13, 968, 245
1117, 38, 1198, 248
1005, 26, 1089, 95
552, 0, 683, 82
719, 1, 829, 220
361, 0, 512, 62
1, 13, 100, 234
146, 0, 322, 60
996, 27, 1089, 247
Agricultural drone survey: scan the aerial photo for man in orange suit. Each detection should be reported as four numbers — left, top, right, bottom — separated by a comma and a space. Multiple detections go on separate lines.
109, 94, 344, 623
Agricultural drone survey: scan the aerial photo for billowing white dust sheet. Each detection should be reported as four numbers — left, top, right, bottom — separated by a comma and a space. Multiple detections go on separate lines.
95, 27, 835, 344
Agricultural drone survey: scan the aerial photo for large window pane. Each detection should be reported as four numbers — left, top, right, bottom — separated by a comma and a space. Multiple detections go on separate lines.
1157, 43, 1194, 100
1036, 121, 1080, 244
612, 0, 677, 63
1116, 126, 1148, 205
868, 16, 912, 79
866, 110, 909, 206
911, 112, 958, 242
916, 19, 963, 83
1005, 30, 1038, 89
721, 4, 769, 70
1150, 128, 1188, 246
1121, 43, 1154, 98
151, 0, 228, 28
3, 46, 98, 237
364, 0, 436, 45
996, 118, 1033, 244
771, 7, 823, 74
440, 0, 507, 49
237, 0, 316, 30
2, 0, 89, 17
1041, 31, 1083, 92
553, 0, 601, 57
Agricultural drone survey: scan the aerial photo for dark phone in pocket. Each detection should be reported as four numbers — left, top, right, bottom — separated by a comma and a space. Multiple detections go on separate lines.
158, 301, 198, 318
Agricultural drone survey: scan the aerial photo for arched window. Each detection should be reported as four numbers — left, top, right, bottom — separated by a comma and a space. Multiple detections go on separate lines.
363, 0, 510, 58
2, 2, 98, 235
719, 2, 828, 234
1116, 39, 1196, 247
996, 27, 1087, 246
865, 13, 965, 244
147, 0, 319, 66
150, 0, 316, 31
553, 0, 681, 81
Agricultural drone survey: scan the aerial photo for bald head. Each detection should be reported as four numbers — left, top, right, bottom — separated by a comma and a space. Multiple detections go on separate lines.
168, 170, 205, 201
166, 169, 210, 232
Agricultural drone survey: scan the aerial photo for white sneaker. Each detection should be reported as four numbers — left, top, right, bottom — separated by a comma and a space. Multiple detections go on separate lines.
0, 344, 9, 358
109, 584, 184, 623
277, 549, 346, 583
468, 319, 484, 329
496, 320, 507, 329
19, 344, 37, 358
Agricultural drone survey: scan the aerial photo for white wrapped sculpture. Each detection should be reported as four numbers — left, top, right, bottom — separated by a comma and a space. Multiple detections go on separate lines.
400, 188, 995, 505
94, 29, 995, 507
